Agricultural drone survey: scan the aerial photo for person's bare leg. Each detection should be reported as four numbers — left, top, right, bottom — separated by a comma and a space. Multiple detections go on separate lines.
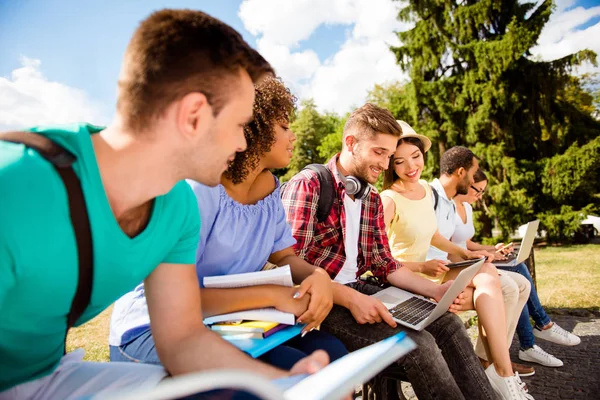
478, 321, 492, 363
471, 263, 514, 377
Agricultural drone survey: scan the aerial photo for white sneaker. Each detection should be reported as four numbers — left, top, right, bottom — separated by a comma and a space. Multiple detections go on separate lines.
533, 323, 581, 346
519, 345, 563, 367
485, 365, 534, 400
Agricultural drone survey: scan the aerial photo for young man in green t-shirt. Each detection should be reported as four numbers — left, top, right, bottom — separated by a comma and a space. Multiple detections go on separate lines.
0, 9, 327, 399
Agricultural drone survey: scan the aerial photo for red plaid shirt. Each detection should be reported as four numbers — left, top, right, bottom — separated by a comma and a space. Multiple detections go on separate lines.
281, 155, 402, 282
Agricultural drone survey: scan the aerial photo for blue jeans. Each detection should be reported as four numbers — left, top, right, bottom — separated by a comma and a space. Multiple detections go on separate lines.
503, 263, 552, 349
110, 328, 348, 370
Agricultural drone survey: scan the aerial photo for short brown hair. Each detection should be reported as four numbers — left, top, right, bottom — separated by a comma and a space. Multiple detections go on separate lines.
343, 103, 402, 141
224, 76, 296, 184
117, 9, 274, 131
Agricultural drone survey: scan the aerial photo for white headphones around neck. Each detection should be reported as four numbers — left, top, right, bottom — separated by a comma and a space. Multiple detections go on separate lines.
338, 171, 371, 200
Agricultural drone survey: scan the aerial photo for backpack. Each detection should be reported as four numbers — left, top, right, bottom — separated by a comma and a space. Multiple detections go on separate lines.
282, 164, 335, 223
0, 131, 93, 354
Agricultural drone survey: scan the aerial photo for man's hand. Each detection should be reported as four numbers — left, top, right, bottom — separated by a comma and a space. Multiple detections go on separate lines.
420, 259, 450, 277
448, 286, 475, 313
431, 280, 454, 303
348, 292, 397, 328
295, 269, 334, 334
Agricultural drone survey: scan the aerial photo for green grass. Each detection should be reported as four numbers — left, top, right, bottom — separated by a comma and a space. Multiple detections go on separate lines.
66, 305, 112, 362
534, 244, 600, 310
66, 244, 600, 362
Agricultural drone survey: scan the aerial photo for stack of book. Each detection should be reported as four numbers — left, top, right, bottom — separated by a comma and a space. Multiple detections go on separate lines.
210, 320, 289, 339
203, 266, 297, 343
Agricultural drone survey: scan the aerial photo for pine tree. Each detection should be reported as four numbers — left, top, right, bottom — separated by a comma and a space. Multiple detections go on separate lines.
390, 0, 600, 240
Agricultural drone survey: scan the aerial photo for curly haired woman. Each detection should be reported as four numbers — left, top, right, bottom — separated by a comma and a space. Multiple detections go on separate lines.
109, 76, 348, 370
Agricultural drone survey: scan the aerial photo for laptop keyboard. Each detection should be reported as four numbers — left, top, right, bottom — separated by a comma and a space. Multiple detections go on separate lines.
389, 297, 437, 326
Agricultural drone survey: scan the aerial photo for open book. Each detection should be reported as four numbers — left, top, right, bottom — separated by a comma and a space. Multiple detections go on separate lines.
202, 266, 296, 326
203, 265, 294, 288
104, 332, 416, 400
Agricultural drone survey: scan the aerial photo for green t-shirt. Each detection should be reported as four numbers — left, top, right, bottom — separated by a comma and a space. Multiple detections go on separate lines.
0, 123, 200, 391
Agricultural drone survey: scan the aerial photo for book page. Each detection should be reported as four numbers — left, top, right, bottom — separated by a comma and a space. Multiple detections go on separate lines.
203, 265, 293, 288
284, 332, 416, 400
203, 307, 295, 325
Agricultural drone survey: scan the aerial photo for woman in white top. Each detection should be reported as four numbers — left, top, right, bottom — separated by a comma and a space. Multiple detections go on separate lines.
381, 122, 534, 400
452, 169, 580, 368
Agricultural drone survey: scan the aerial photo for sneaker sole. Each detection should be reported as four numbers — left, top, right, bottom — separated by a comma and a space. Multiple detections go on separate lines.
533, 337, 580, 346
518, 353, 563, 368
516, 369, 536, 377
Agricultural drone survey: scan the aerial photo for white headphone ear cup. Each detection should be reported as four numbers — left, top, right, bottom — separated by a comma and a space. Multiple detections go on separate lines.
345, 176, 361, 196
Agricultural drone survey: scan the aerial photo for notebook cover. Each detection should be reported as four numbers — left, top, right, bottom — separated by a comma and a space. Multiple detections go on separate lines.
226, 324, 303, 358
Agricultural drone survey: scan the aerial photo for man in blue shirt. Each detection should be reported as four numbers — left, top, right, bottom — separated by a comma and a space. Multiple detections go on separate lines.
0, 9, 327, 400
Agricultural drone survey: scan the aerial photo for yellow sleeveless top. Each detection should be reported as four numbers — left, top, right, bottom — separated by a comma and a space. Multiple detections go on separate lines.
381, 180, 438, 264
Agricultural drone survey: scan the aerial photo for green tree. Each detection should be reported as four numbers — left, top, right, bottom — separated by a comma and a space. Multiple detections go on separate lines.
276, 99, 341, 181
390, 0, 600, 240
367, 81, 412, 119
317, 113, 347, 161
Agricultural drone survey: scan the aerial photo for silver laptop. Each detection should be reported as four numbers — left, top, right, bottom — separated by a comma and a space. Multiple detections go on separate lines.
493, 220, 540, 268
371, 259, 485, 331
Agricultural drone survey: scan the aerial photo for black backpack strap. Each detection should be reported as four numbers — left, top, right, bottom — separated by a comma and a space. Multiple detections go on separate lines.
0, 131, 94, 353
303, 164, 335, 223
432, 185, 440, 211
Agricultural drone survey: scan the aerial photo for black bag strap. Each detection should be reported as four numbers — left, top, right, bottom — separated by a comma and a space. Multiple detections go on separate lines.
430, 183, 456, 213
432, 185, 440, 211
303, 164, 335, 223
0, 131, 94, 352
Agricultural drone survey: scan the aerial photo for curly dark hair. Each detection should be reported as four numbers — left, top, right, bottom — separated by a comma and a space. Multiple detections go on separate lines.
224, 76, 296, 184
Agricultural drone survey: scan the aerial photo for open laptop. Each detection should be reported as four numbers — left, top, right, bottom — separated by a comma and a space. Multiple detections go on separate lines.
493, 220, 540, 269
371, 259, 485, 331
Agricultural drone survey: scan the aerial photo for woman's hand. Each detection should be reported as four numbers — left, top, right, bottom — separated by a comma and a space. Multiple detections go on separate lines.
276, 287, 311, 318
295, 269, 334, 334
465, 249, 495, 262
420, 259, 450, 277
495, 242, 514, 256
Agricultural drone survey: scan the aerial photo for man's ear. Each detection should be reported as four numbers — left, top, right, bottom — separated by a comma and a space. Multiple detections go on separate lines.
345, 135, 358, 152
456, 166, 466, 178
176, 92, 212, 139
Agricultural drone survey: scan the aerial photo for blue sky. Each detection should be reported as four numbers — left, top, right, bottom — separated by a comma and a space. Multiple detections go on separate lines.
0, 0, 347, 113
1, 0, 599, 129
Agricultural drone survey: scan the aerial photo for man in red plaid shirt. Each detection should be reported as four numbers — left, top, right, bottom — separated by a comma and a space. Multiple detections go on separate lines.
281, 104, 498, 400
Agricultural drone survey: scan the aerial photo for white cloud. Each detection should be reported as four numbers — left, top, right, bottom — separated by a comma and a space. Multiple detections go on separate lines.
0, 57, 109, 131
239, 0, 411, 114
239, 0, 355, 48
531, 2, 600, 75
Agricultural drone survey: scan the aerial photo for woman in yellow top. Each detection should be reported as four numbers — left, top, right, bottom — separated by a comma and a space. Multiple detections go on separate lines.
380, 123, 481, 281
381, 121, 532, 400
